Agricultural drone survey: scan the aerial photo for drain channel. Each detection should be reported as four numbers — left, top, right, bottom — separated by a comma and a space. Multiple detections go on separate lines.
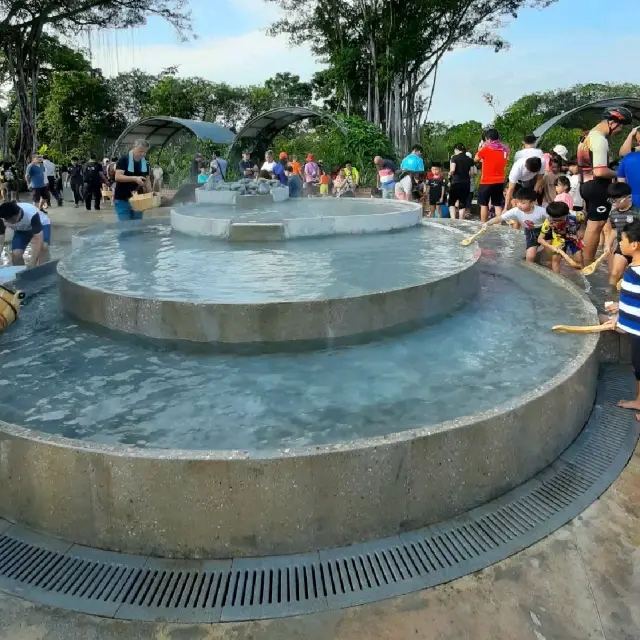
0, 365, 637, 622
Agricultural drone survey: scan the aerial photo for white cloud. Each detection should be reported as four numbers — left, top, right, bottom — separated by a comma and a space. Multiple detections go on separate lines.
90, 30, 322, 85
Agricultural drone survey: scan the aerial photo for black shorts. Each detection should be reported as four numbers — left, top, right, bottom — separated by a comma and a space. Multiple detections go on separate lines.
632, 335, 640, 381
573, 205, 583, 212
477, 183, 505, 208
428, 189, 443, 205
32, 186, 50, 202
448, 182, 471, 207
580, 179, 611, 222
524, 227, 541, 250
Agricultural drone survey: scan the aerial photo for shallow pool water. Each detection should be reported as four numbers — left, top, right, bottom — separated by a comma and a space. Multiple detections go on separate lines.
0, 263, 591, 452
59, 224, 477, 303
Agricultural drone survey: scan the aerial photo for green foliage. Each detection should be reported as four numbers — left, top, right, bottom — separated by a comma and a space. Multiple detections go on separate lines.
40, 70, 124, 161
274, 115, 394, 186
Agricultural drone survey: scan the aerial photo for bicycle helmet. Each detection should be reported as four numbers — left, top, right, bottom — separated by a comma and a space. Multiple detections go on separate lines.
604, 106, 633, 125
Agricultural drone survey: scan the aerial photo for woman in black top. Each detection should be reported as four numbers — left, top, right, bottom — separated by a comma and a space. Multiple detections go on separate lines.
448, 144, 475, 219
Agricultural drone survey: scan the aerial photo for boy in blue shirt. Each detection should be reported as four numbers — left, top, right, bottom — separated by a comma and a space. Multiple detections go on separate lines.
284, 165, 302, 197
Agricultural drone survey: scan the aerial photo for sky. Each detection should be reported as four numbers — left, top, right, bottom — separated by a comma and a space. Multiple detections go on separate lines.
87, 0, 640, 126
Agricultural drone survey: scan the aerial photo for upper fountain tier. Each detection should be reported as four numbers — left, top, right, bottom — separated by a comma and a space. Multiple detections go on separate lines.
57, 221, 480, 351
172, 197, 423, 240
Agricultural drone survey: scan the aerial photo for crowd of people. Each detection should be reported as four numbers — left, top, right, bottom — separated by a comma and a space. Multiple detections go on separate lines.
189, 148, 362, 199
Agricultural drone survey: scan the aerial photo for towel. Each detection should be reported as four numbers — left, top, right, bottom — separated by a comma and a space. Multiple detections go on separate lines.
128, 151, 147, 173
485, 140, 510, 156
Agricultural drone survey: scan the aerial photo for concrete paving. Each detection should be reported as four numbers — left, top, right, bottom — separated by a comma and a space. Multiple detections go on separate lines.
0, 438, 637, 639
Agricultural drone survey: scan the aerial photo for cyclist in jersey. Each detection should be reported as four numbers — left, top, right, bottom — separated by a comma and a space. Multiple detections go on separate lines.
578, 106, 633, 265
0, 201, 51, 267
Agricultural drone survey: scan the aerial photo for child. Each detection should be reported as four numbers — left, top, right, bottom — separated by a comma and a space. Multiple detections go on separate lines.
483, 187, 548, 263
567, 159, 584, 213
606, 182, 640, 287
610, 221, 640, 417
319, 168, 331, 196
427, 163, 445, 217
395, 171, 413, 201
537, 201, 584, 272
285, 164, 303, 197
554, 175, 574, 210
206, 166, 223, 184
0, 201, 51, 267
197, 167, 208, 184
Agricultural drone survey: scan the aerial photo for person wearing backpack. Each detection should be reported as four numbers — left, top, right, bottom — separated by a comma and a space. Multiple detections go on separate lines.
83, 154, 108, 211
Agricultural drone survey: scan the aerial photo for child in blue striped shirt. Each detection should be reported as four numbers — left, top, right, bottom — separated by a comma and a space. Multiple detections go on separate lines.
612, 220, 640, 417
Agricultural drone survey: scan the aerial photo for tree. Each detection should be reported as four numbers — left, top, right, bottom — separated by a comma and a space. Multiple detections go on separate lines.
0, 0, 190, 161
264, 73, 313, 108
41, 70, 124, 159
268, 0, 557, 153
111, 69, 158, 124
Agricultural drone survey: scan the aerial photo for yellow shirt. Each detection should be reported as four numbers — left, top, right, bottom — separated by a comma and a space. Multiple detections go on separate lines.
344, 167, 359, 184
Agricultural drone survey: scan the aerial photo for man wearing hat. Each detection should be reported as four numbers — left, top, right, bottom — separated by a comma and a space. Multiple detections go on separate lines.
238, 150, 254, 178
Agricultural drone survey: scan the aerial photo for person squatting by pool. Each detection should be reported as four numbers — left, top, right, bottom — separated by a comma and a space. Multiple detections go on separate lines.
0, 201, 51, 267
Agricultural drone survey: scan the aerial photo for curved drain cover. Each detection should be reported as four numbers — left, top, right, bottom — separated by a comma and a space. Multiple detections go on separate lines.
0, 365, 638, 622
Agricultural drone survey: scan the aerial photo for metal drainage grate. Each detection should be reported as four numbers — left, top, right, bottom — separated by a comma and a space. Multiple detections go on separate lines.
0, 365, 638, 622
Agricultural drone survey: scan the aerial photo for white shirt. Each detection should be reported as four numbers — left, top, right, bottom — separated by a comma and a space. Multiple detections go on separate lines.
508, 157, 544, 184
513, 147, 544, 163
153, 167, 164, 180
569, 174, 584, 207
42, 159, 56, 179
4, 203, 50, 231
261, 161, 276, 172
394, 175, 413, 199
501, 205, 548, 229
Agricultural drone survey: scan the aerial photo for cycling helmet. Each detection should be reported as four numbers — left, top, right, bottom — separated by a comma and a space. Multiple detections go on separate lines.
604, 106, 633, 125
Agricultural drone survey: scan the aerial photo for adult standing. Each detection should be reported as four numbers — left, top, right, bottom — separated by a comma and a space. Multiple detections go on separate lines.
514, 134, 544, 163
271, 153, 288, 186
303, 154, 319, 195
83, 153, 109, 211
541, 156, 562, 205
474, 129, 509, 222
210, 152, 227, 180
190, 153, 202, 182
578, 106, 633, 264
373, 155, 398, 199
238, 150, 254, 178
261, 150, 276, 173
619, 125, 640, 158
113, 139, 152, 222
69, 157, 84, 208
505, 156, 544, 210
152, 164, 164, 192
42, 155, 61, 206
25, 155, 50, 207
290, 155, 302, 177
617, 127, 640, 207
448, 144, 474, 219
400, 145, 425, 172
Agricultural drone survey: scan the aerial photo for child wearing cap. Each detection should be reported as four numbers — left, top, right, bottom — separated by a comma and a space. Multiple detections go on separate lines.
606, 182, 640, 286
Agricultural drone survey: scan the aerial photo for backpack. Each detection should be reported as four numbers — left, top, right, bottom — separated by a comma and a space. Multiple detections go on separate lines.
83, 162, 100, 185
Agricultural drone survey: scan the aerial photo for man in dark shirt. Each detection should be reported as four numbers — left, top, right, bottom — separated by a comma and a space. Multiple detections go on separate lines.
448, 144, 474, 219
114, 139, 152, 221
190, 154, 202, 182
83, 153, 109, 211
68, 157, 84, 207
238, 150, 254, 178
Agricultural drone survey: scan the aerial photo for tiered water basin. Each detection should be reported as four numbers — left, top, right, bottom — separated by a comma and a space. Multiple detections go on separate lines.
0, 200, 600, 559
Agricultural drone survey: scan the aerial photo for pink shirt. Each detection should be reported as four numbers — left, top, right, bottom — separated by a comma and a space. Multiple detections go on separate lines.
554, 192, 574, 210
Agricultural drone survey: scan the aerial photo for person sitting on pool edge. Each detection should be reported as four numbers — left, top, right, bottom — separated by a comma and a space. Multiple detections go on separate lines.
0, 201, 51, 267
537, 201, 584, 273
113, 138, 152, 222
482, 187, 548, 264
285, 165, 303, 197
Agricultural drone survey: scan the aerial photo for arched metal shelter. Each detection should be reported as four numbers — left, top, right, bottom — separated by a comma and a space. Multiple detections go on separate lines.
112, 116, 235, 153
533, 97, 640, 143
228, 106, 346, 165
